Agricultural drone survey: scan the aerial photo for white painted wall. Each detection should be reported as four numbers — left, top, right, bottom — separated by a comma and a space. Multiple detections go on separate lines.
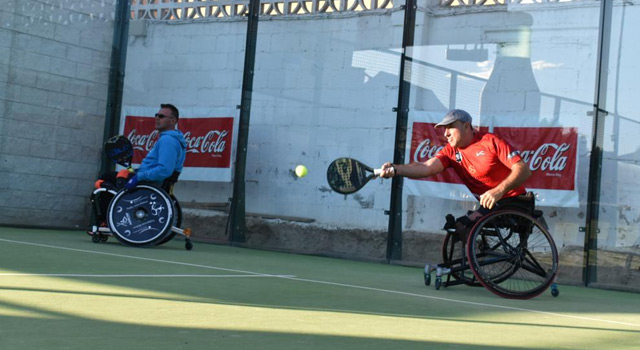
121, 10, 405, 233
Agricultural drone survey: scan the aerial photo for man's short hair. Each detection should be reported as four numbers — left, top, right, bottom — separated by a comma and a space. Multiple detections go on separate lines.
161, 103, 179, 119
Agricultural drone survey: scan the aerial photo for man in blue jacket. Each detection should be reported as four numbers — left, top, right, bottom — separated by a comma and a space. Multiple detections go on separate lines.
90, 104, 186, 229
124, 103, 187, 190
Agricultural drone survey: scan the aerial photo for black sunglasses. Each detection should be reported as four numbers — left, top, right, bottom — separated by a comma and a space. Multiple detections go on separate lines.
155, 113, 174, 119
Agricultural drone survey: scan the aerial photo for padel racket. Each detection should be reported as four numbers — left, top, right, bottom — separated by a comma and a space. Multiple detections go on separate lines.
326, 157, 382, 194
104, 135, 133, 169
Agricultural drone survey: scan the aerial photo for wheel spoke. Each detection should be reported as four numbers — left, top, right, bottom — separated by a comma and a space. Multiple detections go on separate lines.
520, 249, 549, 277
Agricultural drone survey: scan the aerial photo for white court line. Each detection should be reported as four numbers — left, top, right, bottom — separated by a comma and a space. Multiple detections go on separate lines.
0, 273, 294, 278
0, 238, 285, 278
1, 237, 639, 328
284, 277, 640, 328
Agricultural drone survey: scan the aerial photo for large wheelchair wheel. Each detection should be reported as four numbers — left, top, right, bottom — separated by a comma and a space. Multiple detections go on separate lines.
441, 232, 480, 286
107, 184, 175, 247
466, 210, 558, 299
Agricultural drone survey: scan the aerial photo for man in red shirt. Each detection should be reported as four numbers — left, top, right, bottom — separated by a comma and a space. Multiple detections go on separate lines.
380, 109, 533, 239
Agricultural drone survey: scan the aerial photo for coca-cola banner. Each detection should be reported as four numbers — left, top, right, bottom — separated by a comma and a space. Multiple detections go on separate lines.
121, 111, 235, 182
493, 127, 577, 191
407, 122, 579, 207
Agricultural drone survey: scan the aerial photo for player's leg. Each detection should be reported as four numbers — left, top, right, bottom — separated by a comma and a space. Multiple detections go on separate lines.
93, 171, 119, 224
454, 193, 535, 241
454, 206, 490, 242
497, 192, 535, 213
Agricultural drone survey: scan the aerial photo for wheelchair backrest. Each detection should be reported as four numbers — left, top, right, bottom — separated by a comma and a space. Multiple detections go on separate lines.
498, 192, 536, 216
161, 171, 181, 195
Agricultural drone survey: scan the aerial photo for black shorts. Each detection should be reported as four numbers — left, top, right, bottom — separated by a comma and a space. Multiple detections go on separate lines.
453, 192, 535, 241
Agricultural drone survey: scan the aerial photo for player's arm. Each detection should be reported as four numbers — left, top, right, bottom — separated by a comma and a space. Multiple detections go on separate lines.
479, 160, 532, 209
380, 157, 445, 179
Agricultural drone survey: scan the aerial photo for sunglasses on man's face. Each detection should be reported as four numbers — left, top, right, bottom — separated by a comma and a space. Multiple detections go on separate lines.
155, 113, 173, 119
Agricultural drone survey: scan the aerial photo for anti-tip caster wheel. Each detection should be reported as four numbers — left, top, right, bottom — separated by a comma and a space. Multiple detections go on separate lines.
551, 283, 559, 297
185, 240, 193, 251
91, 234, 100, 243
435, 277, 442, 290
424, 273, 431, 286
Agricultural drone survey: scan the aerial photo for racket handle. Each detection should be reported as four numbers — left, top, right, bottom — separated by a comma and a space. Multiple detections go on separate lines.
374, 168, 382, 177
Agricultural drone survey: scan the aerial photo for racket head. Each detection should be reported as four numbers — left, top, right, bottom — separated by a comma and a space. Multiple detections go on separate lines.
326, 157, 375, 194
104, 135, 133, 168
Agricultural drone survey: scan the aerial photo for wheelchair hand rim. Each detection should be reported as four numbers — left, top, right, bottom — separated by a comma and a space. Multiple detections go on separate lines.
466, 209, 558, 299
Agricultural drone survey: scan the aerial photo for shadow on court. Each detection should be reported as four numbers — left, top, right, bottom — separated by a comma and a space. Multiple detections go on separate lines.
0, 294, 635, 350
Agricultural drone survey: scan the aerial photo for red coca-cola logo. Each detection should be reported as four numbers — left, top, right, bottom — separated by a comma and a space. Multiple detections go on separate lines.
123, 116, 234, 168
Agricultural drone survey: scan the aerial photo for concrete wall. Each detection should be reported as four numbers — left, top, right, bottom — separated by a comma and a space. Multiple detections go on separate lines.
0, 0, 116, 227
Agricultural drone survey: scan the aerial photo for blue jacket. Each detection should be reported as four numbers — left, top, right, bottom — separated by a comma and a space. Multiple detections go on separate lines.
137, 129, 186, 183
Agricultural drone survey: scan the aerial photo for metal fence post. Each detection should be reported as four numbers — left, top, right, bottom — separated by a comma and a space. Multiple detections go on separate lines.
101, 0, 130, 174
387, 0, 417, 262
228, 0, 261, 244
583, 0, 613, 286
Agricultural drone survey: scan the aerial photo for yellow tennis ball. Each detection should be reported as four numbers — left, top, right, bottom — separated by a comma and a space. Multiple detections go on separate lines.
295, 165, 308, 177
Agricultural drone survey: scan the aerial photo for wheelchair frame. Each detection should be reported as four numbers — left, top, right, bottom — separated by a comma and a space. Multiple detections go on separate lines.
87, 184, 193, 250
424, 209, 559, 299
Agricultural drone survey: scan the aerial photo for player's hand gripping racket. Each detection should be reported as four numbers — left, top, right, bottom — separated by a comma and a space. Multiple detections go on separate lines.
326, 157, 382, 194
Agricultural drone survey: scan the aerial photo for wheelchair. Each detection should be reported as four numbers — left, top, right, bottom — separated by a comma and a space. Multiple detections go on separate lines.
87, 174, 193, 250
424, 198, 559, 299
87, 135, 193, 250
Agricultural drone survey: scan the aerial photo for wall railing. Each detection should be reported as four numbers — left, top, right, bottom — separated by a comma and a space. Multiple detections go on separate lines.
130, 0, 394, 20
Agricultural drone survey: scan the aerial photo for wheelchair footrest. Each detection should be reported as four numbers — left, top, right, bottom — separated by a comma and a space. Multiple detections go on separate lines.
424, 264, 453, 278
424, 264, 452, 290
87, 226, 112, 235
171, 226, 191, 237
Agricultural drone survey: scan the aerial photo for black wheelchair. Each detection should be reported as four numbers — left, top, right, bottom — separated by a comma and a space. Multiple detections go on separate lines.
86, 136, 193, 250
424, 197, 559, 299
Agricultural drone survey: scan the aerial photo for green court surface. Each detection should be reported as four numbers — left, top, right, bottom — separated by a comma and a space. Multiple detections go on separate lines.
0, 228, 638, 350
